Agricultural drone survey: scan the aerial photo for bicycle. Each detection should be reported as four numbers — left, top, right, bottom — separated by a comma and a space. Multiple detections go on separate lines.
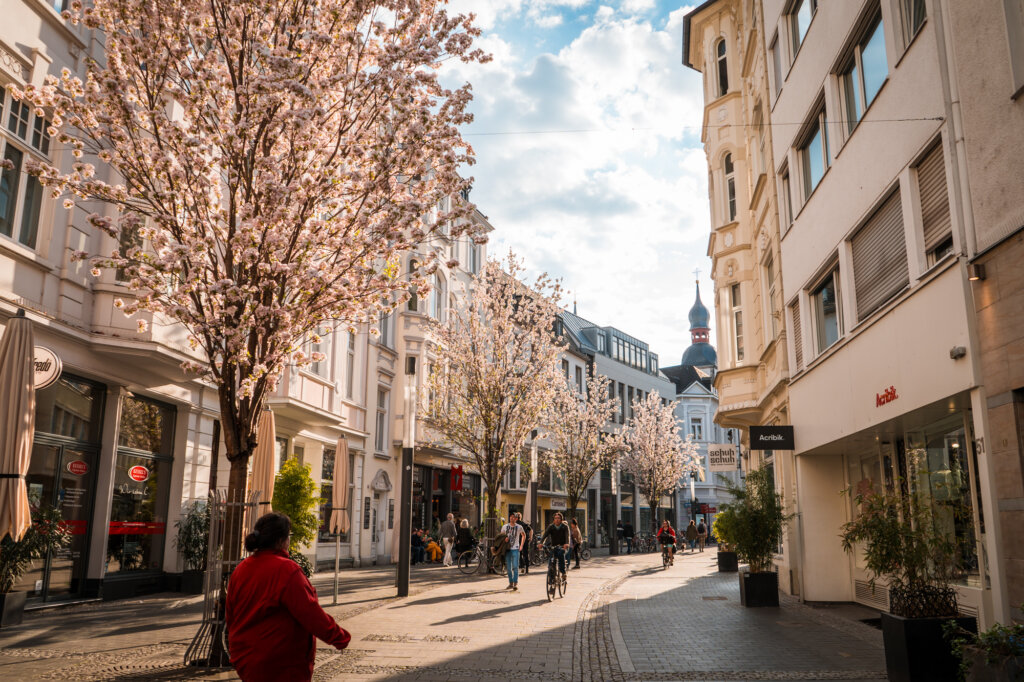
457, 543, 503, 575
545, 547, 567, 601
532, 539, 550, 567
577, 540, 592, 561
661, 542, 672, 568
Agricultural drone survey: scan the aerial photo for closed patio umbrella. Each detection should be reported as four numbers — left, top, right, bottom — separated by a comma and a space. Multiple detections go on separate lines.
0, 311, 36, 542
330, 437, 350, 603
250, 408, 276, 513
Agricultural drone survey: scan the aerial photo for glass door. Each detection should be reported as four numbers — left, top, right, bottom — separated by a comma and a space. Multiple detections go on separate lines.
15, 440, 98, 602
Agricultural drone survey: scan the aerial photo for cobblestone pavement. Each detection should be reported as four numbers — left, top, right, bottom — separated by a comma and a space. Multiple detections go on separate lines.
0, 550, 888, 681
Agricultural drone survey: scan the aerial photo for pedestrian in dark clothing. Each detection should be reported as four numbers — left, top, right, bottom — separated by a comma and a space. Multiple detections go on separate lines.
411, 529, 425, 564
623, 521, 635, 554
541, 512, 571, 578
697, 520, 707, 552
685, 520, 698, 551
515, 513, 532, 574
454, 519, 474, 556
227, 512, 350, 682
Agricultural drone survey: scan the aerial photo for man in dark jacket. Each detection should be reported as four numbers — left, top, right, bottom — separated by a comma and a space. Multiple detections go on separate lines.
623, 521, 635, 554
515, 512, 532, 574
541, 512, 571, 579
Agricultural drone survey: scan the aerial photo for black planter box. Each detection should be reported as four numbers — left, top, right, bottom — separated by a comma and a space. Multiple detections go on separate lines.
881, 612, 977, 682
717, 551, 738, 572
738, 570, 779, 607
0, 591, 27, 628
180, 570, 204, 595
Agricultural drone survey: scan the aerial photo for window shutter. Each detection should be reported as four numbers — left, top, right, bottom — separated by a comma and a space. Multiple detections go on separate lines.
851, 191, 909, 320
918, 143, 951, 252
790, 301, 803, 370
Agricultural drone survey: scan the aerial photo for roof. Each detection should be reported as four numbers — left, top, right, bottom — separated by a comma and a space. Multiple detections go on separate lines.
661, 363, 714, 394
681, 342, 718, 368
558, 310, 601, 354
682, 0, 723, 70
688, 282, 710, 330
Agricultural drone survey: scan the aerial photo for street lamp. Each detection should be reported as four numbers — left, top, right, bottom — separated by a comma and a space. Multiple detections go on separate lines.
397, 356, 417, 597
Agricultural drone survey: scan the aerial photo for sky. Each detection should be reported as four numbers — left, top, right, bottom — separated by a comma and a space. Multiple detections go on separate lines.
443, 0, 715, 366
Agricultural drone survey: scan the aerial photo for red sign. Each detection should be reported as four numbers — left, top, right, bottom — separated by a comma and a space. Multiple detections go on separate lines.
109, 521, 166, 535
59, 519, 88, 535
128, 465, 149, 482
450, 465, 464, 492
876, 385, 898, 407
66, 460, 89, 476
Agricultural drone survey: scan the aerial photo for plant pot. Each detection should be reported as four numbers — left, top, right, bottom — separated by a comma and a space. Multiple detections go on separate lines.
880, 612, 976, 682
717, 550, 738, 572
180, 569, 204, 595
963, 645, 1024, 682
738, 569, 778, 607
0, 591, 27, 628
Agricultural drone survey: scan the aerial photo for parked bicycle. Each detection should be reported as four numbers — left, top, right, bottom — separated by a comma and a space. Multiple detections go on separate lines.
577, 539, 592, 561
531, 539, 550, 567
457, 542, 502, 575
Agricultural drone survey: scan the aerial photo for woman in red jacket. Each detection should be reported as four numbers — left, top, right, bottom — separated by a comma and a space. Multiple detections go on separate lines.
227, 512, 351, 682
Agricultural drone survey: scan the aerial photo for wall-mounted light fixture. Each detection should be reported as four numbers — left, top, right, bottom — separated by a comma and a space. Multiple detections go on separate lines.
949, 346, 967, 360
968, 263, 986, 281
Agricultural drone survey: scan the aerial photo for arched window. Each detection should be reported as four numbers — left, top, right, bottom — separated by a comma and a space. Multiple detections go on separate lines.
724, 153, 736, 222
716, 39, 729, 96
431, 273, 447, 321
407, 259, 419, 311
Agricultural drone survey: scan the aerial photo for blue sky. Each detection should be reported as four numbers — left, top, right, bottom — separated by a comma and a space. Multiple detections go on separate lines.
445, 1, 715, 365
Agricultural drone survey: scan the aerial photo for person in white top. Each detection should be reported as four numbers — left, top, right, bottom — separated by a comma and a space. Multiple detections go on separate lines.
501, 512, 524, 591
439, 513, 457, 566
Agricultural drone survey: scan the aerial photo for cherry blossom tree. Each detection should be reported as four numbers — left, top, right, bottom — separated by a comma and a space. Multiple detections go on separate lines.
544, 369, 620, 522
14, 0, 487, 542
423, 253, 564, 534
618, 391, 703, 533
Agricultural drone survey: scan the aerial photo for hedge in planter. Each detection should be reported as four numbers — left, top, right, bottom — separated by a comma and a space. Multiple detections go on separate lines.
712, 506, 738, 573
0, 507, 71, 627
722, 465, 788, 607
946, 615, 1024, 682
272, 457, 322, 576
840, 476, 977, 682
173, 500, 209, 594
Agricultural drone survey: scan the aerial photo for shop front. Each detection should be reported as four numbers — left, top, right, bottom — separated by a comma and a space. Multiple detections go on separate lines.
412, 462, 480, 533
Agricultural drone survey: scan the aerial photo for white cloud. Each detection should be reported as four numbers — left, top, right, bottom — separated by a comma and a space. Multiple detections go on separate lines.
445, 8, 716, 360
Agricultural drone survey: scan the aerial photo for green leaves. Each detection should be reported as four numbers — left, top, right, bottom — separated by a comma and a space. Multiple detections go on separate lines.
173, 500, 210, 571
721, 465, 788, 574
0, 507, 72, 594
272, 456, 323, 551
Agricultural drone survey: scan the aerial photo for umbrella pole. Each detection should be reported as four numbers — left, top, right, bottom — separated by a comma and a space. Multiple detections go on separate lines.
332, 531, 340, 605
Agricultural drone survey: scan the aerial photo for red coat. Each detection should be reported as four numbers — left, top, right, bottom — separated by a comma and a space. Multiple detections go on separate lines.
226, 549, 350, 682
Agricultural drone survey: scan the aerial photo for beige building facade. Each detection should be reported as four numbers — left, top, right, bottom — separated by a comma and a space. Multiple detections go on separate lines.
683, 0, 798, 595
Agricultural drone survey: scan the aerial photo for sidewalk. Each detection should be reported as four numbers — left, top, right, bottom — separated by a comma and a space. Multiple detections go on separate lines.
0, 549, 888, 681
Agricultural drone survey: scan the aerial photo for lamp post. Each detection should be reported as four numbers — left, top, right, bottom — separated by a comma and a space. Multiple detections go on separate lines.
397, 356, 417, 597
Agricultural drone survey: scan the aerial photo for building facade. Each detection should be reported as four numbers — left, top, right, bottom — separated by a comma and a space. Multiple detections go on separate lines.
683, 0, 797, 593
662, 284, 740, 532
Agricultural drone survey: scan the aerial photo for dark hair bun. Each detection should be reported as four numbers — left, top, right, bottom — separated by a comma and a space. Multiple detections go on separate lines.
245, 512, 291, 553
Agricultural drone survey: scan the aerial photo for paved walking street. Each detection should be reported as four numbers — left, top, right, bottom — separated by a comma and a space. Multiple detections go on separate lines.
0, 550, 888, 681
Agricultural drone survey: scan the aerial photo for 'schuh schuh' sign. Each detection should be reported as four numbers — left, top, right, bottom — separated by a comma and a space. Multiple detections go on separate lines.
708, 444, 738, 472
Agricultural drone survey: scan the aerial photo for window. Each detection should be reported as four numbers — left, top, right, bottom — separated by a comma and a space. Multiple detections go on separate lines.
812, 269, 843, 353
690, 417, 703, 441
780, 168, 793, 227
375, 389, 388, 452
851, 190, 908, 320
901, 0, 926, 43
1, 139, 42, 249
716, 39, 729, 97
755, 109, 767, 177
789, 0, 817, 56
575, 366, 583, 393
468, 242, 480, 274
724, 153, 737, 222
31, 116, 51, 155
431, 273, 446, 321
799, 107, 830, 198
790, 301, 804, 370
307, 329, 329, 377
627, 386, 634, 420
840, 17, 887, 135
916, 141, 953, 266
561, 359, 570, 382
770, 35, 783, 96
345, 333, 356, 399
378, 311, 392, 348
731, 283, 744, 362
619, 383, 626, 424
407, 259, 419, 311
765, 254, 779, 339
6, 97, 30, 139
276, 436, 289, 470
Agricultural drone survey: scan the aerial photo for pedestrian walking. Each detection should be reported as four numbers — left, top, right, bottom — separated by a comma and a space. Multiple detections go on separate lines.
501, 512, 524, 591
685, 519, 698, 551
697, 519, 707, 552
623, 520, 635, 554
570, 517, 583, 569
226, 512, 351, 682
515, 512, 532, 575
440, 512, 457, 566
454, 518, 475, 556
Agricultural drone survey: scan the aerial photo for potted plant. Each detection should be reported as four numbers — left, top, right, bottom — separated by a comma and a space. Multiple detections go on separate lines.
712, 506, 738, 572
946, 616, 1024, 682
173, 500, 209, 594
0, 506, 71, 627
840, 480, 976, 682
724, 465, 788, 607
272, 457, 323, 578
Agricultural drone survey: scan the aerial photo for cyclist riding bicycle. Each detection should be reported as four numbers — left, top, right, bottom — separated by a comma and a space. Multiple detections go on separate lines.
541, 511, 571, 581
657, 519, 677, 566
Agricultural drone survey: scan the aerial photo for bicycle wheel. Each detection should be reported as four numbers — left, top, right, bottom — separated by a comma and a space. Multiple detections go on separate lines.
457, 550, 478, 575
581, 548, 592, 561
662, 548, 669, 568
546, 569, 556, 602
557, 571, 566, 597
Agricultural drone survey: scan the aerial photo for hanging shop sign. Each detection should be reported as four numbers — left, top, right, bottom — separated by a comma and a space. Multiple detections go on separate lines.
549, 498, 567, 510
33, 346, 62, 390
708, 444, 738, 472
749, 425, 795, 450
128, 465, 150, 482
450, 465, 464, 492
66, 460, 89, 476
